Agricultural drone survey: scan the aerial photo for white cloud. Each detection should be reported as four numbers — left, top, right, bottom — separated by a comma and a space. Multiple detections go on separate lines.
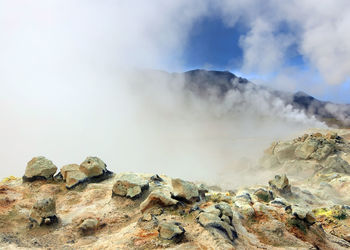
0, 0, 344, 186
217, 0, 350, 86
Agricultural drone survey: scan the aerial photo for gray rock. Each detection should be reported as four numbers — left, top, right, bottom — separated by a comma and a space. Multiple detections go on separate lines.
23, 157, 57, 182
140, 187, 178, 213
78, 218, 98, 235
291, 205, 316, 224
235, 190, 252, 202
79, 156, 107, 178
29, 198, 57, 226
171, 178, 199, 203
60, 164, 80, 180
215, 202, 233, 220
253, 188, 273, 202
268, 174, 291, 194
112, 173, 149, 199
158, 222, 185, 243
65, 170, 88, 189
274, 142, 298, 163
197, 184, 209, 200
234, 200, 255, 219
311, 144, 334, 161
323, 155, 350, 174
203, 205, 221, 217
197, 212, 237, 241
270, 197, 289, 207
295, 138, 319, 160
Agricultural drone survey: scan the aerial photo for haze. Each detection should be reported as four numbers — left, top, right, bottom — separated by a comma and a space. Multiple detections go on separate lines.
1, 1, 348, 187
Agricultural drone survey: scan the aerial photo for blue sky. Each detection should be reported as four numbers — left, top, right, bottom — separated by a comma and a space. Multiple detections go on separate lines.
182, 15, 350, 104
183, 16, 245, 70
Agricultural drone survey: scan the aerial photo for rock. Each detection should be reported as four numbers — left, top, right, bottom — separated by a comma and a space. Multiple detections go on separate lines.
79, 157, 107, 178
29, 198, 57, 226
253, 188, 273, 202
292, 205, 316, 224
235, 190, 252, 202
295, 138, 319, 159
112, 173, 149, 199
66, 170, 88, 189
197, 184, 209, 200
197, 212, 237, 241
78, 218, 98, 235
61, 163, 88, 189
268, 174, 291, 194
311, 144, 334, 161
270, 197, 289, 207
312, 132, 323, 137
203, 205, 221, 217
140, 213, 153, 222
23, 157, 57, 182
292, 205, 307, 219
150, 174, 164, 184
305, 212, 316, 224
300, 134, 309, 142
140, 188, 178, 213
326, 132, 338, 140
323, 155, 350, 174
61, 158, 113, 189
234, 200, 255, 219
171, 178, 199, 203
60, 164, 80, 180
215, 202, 233, 220
274, 142, 298, 163
158, 222, 185, 243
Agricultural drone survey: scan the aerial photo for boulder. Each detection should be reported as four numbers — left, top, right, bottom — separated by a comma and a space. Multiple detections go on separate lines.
29, 198, 58, 226
274, 142, 298, 163
253, 188, 273, 202
203, 205, 221, 217
158, 222, 185, 243
79, 157, 107, 178
268, 174, 291, 195
291, 205, 316, 225
78, 218, 98, 235
112, 173, 149, 199
323, 155, 350, 174
326, 132, 338, 140
311, 144, 334, 161
60, 164, 80, 180
197, 211, 237, 241
215, 202, 233, 220
23, 157, 57, 182
197, 184, 209, 200
270, 197, 289, 207
295, 138, 319, 159
235, 190, 252, 202
150, 174, 164, 184
171, 178, 199, 203
234, 200, 255, 219
140, 188, 178, 213
66, 170, 88, 189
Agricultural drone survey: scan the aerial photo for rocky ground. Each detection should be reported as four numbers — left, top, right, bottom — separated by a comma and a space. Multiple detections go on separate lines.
1, 130, 350, 249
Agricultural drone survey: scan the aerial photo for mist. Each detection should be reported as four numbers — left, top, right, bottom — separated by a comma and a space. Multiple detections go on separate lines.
0, 1, 336, 188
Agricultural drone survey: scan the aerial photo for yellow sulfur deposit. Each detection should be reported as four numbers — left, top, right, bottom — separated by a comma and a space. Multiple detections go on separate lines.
1, 176, 18, 183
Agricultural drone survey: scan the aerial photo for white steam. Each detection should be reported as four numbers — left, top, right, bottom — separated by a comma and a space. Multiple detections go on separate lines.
0, 1, 337, 187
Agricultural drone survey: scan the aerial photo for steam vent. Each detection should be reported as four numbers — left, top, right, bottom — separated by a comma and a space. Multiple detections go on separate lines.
0, 130, 350, 249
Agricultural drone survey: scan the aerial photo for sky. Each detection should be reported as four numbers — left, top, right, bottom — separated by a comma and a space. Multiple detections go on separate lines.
181, 8, 350, 103
0, 0, 349, 180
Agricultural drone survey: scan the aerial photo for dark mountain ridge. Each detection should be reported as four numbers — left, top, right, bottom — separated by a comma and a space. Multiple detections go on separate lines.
176, 69, 350, 127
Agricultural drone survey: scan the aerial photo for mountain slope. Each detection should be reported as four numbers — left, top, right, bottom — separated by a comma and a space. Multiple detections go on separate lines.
176, 69, 350, 127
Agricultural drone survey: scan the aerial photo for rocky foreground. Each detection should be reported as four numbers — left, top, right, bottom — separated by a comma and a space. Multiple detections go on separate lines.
1, 131, 350, 249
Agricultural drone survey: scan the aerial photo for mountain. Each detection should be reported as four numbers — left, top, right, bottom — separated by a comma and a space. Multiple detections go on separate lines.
175, 69, 350, 127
